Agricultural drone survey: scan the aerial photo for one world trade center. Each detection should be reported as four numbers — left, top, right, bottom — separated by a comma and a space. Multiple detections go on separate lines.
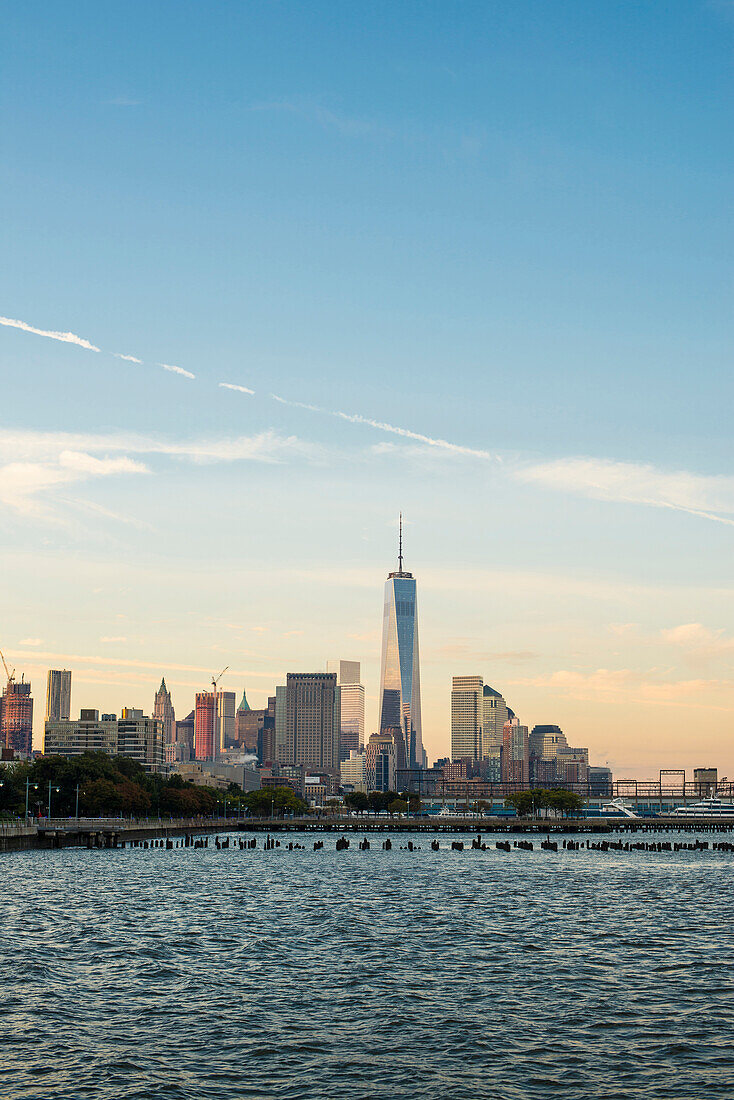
378, 516, 424, 769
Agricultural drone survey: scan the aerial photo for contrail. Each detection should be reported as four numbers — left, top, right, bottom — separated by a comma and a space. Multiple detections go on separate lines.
0, 315, 100, 352
271, 394, 498, 461
220, 382, 255, 395
161, 363, 195, 379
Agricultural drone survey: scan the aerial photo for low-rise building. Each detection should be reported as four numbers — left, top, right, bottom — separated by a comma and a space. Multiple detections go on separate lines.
44, 708, 164, 771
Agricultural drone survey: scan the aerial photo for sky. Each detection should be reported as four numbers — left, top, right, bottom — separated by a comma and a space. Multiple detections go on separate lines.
1, 1, 732, 777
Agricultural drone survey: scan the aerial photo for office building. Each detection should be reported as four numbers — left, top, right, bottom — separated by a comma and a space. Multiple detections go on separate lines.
235, 689, 267, 754
275, 673, 340, 773
327, 660, 365, 759
482, 686, 508, 760
175, 709, 195, 760
366, 731, 397, 793
194, 691, 217, 760
502, 718, 529, 785
529, 724, 589, 785
153, 677, 176, 744
378, 517, 423, 768
588, 766, 613, 796
451, 676, 484, 762
1, 677, 33, 757
340, 749, 367, 792
44, 709, 164, 771
217, 690, 236, 753
46, 670, 71, 722
257, 696, 277, 764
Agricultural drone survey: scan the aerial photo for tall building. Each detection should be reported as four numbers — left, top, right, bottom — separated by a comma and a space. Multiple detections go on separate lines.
340, 749, 367, 792
482, 686, 508, 759
44, 708, 164, 771
502, 718, 529, 786
175, 709, 195, 760
327, 660, 365, 759
276, 673, 341, 772
378, 516, 423, 768
153, 677, 176, 744
529, 724, 589, 786
1, 677, 33, 757
451, 676, 484, 762
365, 731, 396, 792
216, 690, 236, 754
194, 691, 217, 760
257, 696, 277, 764
235, 689, 266, 754
46, 669, 71, 722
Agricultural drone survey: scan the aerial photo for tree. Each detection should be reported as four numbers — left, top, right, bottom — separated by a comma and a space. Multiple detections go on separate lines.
388, 798, 408, 814
241, 786, 307, 817
344, 791, 368, 812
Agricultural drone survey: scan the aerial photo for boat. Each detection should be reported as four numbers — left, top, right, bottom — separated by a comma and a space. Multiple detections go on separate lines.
601, 798, 640, 819
671, 797, 734, 817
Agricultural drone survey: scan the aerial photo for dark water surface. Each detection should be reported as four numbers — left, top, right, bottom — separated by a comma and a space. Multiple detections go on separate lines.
2, 831, 734, 1099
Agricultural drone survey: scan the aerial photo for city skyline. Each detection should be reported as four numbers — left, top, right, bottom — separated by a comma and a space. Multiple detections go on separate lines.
2, 3, 733, 778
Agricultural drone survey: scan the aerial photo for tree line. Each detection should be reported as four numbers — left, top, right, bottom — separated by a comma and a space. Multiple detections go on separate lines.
0, 754, 306, 819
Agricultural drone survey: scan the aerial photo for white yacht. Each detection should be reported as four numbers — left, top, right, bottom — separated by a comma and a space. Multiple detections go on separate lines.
601, 798, 639, 819
671, 797, 734, 817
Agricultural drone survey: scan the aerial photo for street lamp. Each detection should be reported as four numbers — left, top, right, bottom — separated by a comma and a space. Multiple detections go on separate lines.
48, 782, 60, 818
25, 779, 39, 818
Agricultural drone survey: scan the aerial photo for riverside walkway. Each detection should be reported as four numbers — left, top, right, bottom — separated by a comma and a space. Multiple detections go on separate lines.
3, 812, 734, 853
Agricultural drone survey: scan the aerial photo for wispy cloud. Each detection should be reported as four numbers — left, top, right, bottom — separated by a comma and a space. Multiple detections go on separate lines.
271, 394, 499, 461
0, 315, 100, 352
114, 352, 142, 363
161, 363, 195, 379
0, 428, 319, 517
517, 457, 734, 527
220, 382, 255, 395
19, 638, 43, 646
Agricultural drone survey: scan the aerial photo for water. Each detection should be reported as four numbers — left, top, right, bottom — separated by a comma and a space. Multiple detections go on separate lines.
2, 831, 734, 1099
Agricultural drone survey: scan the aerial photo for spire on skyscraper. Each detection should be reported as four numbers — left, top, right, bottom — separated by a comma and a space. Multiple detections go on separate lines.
398, 512, 403, 573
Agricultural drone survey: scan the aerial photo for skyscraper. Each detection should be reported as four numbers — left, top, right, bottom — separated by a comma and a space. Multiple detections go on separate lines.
327, 660, 365, 759
451, 676, 484, 761
1, 677, 33, 757
482, 686, 508, 760
46, 669, 71, 722
153, 677, 176, 744
216, 690, 236, 754
503, 717, 529, 786
276, 673, 340, 772
378, 516, 423, 768
194, 691, 217, 760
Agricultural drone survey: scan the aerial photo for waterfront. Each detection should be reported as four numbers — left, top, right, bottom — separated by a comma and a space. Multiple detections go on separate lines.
2, 832, 734, 1099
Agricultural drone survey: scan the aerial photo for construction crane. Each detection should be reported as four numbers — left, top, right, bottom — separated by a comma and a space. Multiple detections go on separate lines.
212, 666, 229, 693
211, 667, 229, 760
0, 648, 15, 687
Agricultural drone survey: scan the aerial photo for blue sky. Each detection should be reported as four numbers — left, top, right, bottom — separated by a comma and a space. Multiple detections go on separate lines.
1, 1, 732, 773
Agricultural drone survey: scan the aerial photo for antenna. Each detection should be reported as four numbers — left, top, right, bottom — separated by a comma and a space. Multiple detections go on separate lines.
398, 512, 403, 573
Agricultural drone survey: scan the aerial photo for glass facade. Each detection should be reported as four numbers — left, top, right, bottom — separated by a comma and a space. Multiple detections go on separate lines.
378, 571, 423, 768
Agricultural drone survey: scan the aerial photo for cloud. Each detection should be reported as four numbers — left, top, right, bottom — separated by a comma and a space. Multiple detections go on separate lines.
518, 457, 734, 527
0, 450, 149, 517
114, 353, 142, 363
271, 394, 498, 461
100, 636, 128, 643
0, 315, 100, 352
220, 382, 255, 395
19, 638, 43, 646
509, 667, 729, 709
0, 428, 319, 517
161, 363, 195, 379
661, 622, 734, 656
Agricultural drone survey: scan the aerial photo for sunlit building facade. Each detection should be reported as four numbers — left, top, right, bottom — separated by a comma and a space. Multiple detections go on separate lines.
46, 669, 71, 722
378, 521, 423, 768
451, 676, 484, 762
153, 677, 176, 744
327, 660, 365, 759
